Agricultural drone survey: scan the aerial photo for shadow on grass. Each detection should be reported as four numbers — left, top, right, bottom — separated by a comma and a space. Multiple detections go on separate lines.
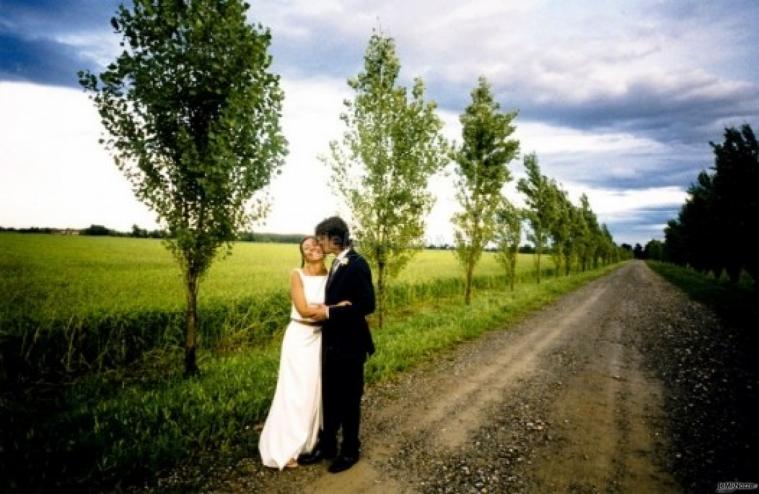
645, 261, 758, 491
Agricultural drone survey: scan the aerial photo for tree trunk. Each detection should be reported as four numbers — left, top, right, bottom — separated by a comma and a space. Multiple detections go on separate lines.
536, 249, 542, 284
184, 270, 200, 377
465, 257, 475, 305
377, 261, 386, 329
510, 255, 516, 291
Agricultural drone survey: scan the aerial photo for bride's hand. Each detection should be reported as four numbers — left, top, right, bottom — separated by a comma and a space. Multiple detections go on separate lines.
335, 300, 352, 307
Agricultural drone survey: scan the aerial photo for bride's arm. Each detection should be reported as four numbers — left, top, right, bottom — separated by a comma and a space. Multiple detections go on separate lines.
290, 270, 318, 318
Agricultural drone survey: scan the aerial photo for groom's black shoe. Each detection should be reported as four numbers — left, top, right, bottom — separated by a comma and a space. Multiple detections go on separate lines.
328, 453, 359, 473
297, 446, 337, 465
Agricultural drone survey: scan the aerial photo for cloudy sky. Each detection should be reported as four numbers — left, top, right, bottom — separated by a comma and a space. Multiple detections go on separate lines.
1, 0, 757, 246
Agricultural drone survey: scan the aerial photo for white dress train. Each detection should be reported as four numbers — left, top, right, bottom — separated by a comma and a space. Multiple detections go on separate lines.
258, 269, 326, 469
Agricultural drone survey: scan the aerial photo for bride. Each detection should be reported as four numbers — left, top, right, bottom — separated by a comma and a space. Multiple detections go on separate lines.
258, 236, 349, 469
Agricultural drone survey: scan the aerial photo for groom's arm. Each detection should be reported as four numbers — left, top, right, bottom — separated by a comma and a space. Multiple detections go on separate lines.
326, 257, 375, 324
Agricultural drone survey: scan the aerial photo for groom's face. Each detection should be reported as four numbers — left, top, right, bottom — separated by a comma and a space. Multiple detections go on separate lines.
317, 234, 339, 255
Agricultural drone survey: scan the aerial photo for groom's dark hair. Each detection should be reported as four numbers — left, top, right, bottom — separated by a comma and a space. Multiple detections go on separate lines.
315, 216, 351, 248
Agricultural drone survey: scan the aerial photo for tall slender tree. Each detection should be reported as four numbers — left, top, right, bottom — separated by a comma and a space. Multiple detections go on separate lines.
547, 181, 571, 277
710, 124, 759, 284
79, 0, 287, 375
494, 198, 522, 291
326, 31, 448, 327
565, 202, 587, 275
577, 194, 599, 271
517, 153, 553, 283
452, 77, 519, 304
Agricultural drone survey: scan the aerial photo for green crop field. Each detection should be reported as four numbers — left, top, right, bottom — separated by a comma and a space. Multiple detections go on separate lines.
0, 232, 551, 321
1, 231, 619, 492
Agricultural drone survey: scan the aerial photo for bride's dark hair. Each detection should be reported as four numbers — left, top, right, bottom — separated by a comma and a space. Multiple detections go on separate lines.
299, 236, 318, 268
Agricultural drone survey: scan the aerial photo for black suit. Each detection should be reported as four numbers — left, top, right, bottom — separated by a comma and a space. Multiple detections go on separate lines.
320, 248, 375, 456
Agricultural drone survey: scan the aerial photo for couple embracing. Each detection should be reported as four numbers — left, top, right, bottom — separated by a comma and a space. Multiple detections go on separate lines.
258, 216, 375, 474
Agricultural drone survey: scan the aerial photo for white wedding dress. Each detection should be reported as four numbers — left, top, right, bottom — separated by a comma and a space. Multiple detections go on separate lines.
259, 269, 326, 469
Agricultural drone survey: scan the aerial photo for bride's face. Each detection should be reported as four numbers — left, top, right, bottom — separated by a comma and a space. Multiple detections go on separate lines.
302, 238, 325, 263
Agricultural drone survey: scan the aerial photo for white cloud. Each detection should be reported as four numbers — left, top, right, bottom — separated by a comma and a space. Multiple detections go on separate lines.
0, 81, 157, 230
0, 78, 353, 234
258, 76, 350, 234
515, 122, 668, 156
0, 77, 691, 245
54, 31, 121, 68
561, 183, 686, 218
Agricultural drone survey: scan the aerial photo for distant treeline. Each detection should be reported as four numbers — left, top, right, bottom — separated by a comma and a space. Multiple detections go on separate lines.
0, 224, 167, 238
0, 225, 303, 244
0, 226, 548, 252
641, 124, 758, 287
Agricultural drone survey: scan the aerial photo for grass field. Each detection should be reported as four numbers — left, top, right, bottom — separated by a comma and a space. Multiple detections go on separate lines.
0, 232, 551, 320
2, 231, 619, 491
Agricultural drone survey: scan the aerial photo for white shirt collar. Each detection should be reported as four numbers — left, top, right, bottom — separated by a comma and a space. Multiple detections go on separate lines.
335, 247, 351, 261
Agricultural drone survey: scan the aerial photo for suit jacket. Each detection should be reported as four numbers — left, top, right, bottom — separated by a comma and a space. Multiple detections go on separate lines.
323, 248, 376, 361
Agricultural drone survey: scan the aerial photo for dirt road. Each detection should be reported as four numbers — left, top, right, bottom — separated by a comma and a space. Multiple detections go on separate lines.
202, 261, 756, 493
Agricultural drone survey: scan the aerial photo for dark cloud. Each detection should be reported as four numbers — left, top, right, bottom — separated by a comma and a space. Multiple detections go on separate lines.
543, 152, 712, 191
0, 33, 92, 87
422, 70, 758, 148
0, 0, 122, 34
0, 0, 121, 86
514, 82, 759, 145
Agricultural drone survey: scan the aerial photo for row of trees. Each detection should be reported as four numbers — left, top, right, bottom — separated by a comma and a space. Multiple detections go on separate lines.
81, 0, 625, 375
660, 124, 758, 285
327, 34, 626, 314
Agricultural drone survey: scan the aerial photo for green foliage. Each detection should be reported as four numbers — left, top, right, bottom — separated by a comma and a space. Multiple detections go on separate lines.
326, 31, 448, 327
494, 199, 522, 290
563, 196, 586, 274
517, 153, 553, 282
577, 193, 601, 270
2, 346, 280, 490
644, 239, 664, 261
452, 77, 519, 303
81, 224, 112, 236
517, 160, 620, 277
664, 124, 758, 287
79, 0, 287, 373
546, 181, 571, 276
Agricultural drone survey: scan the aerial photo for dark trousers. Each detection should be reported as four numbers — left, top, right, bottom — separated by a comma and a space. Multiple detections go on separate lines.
320, 351, 365, 456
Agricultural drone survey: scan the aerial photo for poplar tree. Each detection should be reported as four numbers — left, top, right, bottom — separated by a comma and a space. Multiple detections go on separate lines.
517, 153, 553, 283
79, 0, 286, 375
567, 202, 588, 274
452, 77, 519, 304
578, 194, 599, 271
547, 181, 571, 277
494, 198, 522, 291
326, 31, 447, 327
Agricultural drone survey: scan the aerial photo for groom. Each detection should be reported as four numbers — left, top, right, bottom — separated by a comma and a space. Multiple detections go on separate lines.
299, 216, 376, 473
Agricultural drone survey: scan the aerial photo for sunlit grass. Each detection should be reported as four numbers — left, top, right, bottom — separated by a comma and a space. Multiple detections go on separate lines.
0, 230, 614, 490
0, 232, 553, 320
